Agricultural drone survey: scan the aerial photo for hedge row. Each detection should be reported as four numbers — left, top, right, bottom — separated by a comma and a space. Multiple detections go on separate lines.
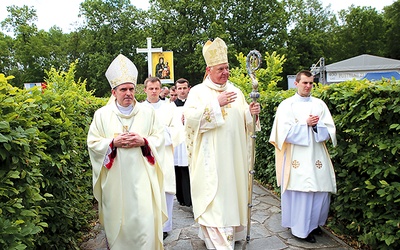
0, 64, 105, 249
254, 79, 400, 249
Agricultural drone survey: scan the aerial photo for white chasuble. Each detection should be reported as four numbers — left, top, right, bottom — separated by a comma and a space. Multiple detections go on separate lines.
184, 78, 260, 231
87, 101, 167, 250
269, 94, 337, 193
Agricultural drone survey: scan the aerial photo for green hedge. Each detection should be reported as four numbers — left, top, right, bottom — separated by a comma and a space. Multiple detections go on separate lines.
254, 79, 400, 249
0, 63, 106, 249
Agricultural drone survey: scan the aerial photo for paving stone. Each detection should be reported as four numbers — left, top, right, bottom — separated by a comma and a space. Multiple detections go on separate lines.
246, 236, 286, 250
246, 222, 272, 239
81, 183, 354, 250
257, 194, 281, 207
265, 213, 287, 234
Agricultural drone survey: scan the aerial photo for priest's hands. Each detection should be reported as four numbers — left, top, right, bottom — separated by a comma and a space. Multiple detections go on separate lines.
307, 115, 319, 127
249, 102, 260, 115
114, 132, 145, 148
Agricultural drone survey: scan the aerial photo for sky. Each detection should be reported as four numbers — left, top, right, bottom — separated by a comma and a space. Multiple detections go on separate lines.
0, 0, 396, 34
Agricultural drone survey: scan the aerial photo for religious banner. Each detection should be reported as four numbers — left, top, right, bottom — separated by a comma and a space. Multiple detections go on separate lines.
152, 51, 174, 84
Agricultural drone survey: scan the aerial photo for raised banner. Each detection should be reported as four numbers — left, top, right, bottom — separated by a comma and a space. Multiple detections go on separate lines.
152, 51, 174, 84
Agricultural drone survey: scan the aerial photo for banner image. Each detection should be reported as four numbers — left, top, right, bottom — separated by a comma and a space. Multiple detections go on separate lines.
152, 51, 174, 84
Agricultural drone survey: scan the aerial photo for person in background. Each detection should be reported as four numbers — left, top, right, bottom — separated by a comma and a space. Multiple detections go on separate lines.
269, 70, 337, 243
169, 85, 178, 103
183, 38, 261, 249
143, 77, 184, 240
159, 86, 170, 101
87, 54, 167, 249
173, 78, 192, 207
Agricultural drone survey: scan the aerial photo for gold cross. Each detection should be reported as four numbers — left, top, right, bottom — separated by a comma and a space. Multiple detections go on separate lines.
292, 160, 300, 169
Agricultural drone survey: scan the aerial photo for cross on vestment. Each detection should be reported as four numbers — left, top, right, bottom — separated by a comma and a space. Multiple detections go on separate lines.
136, 37, 163, 77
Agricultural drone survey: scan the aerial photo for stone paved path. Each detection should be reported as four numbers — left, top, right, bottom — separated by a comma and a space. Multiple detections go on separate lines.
81, 183, 353, 250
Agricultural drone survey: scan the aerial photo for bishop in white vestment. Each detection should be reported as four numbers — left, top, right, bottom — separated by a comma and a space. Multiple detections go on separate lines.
184, 38, 261, 249
87, 55, 167, 249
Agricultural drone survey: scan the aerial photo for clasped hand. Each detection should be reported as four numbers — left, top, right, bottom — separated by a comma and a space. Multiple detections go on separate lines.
114, 132, 145, 148
307, 115, 319, 127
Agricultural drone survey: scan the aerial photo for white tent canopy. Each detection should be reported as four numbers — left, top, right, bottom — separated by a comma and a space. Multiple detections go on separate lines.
325, 54, 400, 82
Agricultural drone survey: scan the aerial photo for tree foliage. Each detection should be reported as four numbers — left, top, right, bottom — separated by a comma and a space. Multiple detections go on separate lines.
74, 0, 149, 96
1, 0, 398, 93
283, 0, 338, 88
334, 6, 386, 60
383, 0, 400, 59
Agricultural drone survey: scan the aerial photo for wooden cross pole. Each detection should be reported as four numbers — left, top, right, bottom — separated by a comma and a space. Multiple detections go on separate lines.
136, 37, 163, 77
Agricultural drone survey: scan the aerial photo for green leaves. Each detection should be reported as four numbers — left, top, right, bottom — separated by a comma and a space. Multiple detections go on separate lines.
0, 65, 99, 248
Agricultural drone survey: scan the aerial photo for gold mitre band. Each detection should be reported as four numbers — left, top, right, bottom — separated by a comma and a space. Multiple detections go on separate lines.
202, 37, 228, 67
105, 54, 138, 89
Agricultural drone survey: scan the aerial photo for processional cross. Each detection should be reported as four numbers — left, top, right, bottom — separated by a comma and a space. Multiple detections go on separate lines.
136, 37, 163, 77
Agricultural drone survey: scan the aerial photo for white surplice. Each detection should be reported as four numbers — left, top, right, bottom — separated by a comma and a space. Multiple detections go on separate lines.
143, 99, 184, 233
269, 93, 337, 238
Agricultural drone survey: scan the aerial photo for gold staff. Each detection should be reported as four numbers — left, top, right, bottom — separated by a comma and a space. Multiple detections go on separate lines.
246, 50, 262, 243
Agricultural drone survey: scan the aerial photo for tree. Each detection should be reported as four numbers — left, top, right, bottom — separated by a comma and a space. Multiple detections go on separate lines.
75, 0, 149, 96
282, 0, 337, 88
334, 6, 386, 60
221, 0, 288, 55
0, 5, 43, 87
148, 0, 288, 86
383, 0, 400, 59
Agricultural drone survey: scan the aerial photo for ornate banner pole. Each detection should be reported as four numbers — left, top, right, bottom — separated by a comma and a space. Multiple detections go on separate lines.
246, 50, 262, 243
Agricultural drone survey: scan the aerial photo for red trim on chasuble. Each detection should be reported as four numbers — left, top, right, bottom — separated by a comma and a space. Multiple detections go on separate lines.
141, 138, 155, 165
105, 140, 117, 169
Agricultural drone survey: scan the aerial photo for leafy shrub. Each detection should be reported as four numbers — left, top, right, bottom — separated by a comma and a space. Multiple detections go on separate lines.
318, 79, 400, 249
0, 63, 105, 249
0, 74, 47, 249
31, 64, 103, 249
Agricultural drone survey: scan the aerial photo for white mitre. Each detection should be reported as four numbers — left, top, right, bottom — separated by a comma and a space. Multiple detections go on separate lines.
202, 37, 228, 67
105, 54, 138, 89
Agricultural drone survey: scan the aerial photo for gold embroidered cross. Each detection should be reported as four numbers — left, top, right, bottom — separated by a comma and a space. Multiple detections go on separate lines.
221, 108, 228, 119
292, 160, 300, 169
204, 108, 212, 122
315, 160, 323, 169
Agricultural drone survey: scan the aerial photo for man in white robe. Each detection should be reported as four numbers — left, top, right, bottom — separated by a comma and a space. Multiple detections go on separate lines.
269, 70, 337, 243
143, 77, 184, 240
184, 37, 261, 249
87, 54, 167, 250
